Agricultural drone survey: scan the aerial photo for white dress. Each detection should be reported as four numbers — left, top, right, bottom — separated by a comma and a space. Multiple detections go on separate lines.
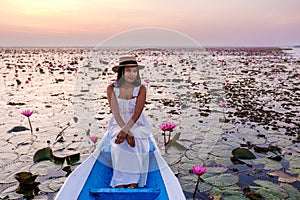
108, 85, 152, 187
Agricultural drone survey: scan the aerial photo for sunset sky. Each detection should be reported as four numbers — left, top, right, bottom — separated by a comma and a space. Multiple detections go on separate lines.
0, 0, 299, 47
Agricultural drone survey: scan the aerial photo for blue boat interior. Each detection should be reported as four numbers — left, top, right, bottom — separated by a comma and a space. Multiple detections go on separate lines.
78, 135, 169, 200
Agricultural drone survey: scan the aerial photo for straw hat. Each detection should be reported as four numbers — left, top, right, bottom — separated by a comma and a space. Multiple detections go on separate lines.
112, 55, 144, 72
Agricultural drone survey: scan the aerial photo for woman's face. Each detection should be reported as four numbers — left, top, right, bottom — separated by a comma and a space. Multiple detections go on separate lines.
123, 66, 137, 83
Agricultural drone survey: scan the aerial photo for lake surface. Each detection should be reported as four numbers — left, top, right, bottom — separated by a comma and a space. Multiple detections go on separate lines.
0, 47, 299, 200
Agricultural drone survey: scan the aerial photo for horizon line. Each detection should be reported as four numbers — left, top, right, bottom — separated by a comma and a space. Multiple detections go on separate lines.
0, 45, 294, 49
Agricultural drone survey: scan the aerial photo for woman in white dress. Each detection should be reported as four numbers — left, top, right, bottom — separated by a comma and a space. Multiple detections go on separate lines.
107, 55, 151, 188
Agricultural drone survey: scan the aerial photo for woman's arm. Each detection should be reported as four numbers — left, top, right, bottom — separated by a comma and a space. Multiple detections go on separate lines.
122, 84, 146, 133
108, 84, 132, 145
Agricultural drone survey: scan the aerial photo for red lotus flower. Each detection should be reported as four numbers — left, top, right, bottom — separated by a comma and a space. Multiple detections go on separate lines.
192, 165, 206, 175
220, 101, 228, 107
159, 122, 177, 131
192, 165, 206, 198
90, 136, 98, 144
21, 110, 33, 117
21, 110, 34, 143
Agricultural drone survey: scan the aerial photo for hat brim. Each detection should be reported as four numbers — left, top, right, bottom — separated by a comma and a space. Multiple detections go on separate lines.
112, 64, 145, 73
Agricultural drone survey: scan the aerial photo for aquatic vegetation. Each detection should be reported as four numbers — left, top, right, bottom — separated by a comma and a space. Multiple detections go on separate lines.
90, 136, 99, 144
192, 165, 206, 198
90, 136, 99, 150
14, 172, 40, 199
21, 110, 34, 142
0, 47, 299, 199
159, 122, 177, 146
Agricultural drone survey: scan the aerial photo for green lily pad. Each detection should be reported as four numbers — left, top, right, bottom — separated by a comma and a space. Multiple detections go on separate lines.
33, 147, 54, 163
0, 161, 25, 184
48, 177, 67, 192
280, 183, 300, 200
238, 128, 258, 135
254, 157, 282, 170
179, 157, 204, 172
215, 157, 234, 167
221, 135, 244, 147
162, 151, 182, 165
222, 194, 249, 200
180, 175, 212, 193
208, 186, 223, 196
0, 184, 22, 199
196, 181, 213, 193
232, 148, 256, 160
203, 173, 239, 187
30, 161, 61, 176
66, 152, 80, 165
253, 180, 287, 200
179, 175, 197, 193
39, 179, 57, 193
210, 144, 233, 157
206, 167, 228, 174
267, 135, 293, 147
221, 186, 248, 200
185, 149, 201, 160
243, 135, 266, 145
288, 158, 300, 174
0, 152, 18, 162
53, 155, 65, 165
289, 157, 300, 170
14, 172, 38, 184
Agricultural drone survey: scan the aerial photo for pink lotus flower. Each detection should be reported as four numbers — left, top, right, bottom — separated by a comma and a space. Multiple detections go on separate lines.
192, 165, 206, 198
21, 110, 34, 142
225, 79, 229, 83
192, 165, 206, 175
144, 79, 150, 84
90, 136, 98, 144
21, 110, 33, 117
220, 101, 228, 107
87, 83, 92, 87
159, 122, 177, 131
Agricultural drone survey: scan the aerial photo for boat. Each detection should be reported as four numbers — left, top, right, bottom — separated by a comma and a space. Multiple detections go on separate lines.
55, 133, 186, 200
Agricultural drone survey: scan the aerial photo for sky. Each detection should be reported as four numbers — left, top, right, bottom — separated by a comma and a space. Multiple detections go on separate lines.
0, 0, 299, 47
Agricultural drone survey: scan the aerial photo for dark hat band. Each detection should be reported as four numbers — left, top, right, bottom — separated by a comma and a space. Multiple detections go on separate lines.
119, 60, 138, 65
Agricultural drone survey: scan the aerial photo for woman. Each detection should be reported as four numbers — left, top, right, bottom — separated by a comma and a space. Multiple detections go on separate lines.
107, 55, 152, 188
55, 55, 186, 200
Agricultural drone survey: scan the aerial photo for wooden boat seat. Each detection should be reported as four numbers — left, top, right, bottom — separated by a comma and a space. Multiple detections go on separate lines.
89, 188, 160, 200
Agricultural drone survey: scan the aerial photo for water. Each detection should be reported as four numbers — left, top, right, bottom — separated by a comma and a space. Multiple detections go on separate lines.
0, 47, 299, 200
281, 46, 300, 59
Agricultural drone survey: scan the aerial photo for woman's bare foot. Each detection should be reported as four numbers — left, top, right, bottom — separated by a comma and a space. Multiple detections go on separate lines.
115, 185, 125, 188
128, 183, 138, 188
126, 134, 135, 147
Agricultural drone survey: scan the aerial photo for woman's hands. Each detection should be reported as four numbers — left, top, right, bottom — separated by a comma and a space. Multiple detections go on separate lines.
126, 134, 135, 147
115, 130, 135, 147
114, 130, 127, 144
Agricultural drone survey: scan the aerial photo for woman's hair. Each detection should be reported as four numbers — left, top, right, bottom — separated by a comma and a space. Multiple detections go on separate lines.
116, 66, 141, 87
